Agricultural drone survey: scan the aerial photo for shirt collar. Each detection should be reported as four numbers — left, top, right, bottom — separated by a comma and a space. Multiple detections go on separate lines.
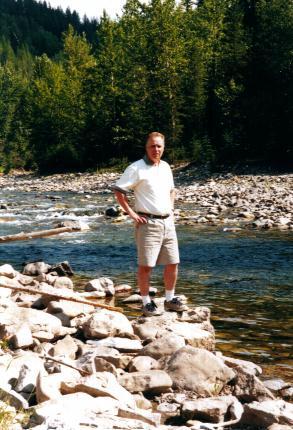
143, 154, 160, 166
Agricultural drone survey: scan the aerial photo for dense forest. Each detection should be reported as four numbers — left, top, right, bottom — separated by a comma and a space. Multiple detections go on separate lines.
0, 0, 292, 173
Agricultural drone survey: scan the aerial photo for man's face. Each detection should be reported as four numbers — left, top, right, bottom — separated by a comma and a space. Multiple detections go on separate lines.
146, 136, 165, 164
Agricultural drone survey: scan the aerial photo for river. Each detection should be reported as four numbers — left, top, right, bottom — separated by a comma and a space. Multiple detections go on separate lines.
0, 190, 292, 381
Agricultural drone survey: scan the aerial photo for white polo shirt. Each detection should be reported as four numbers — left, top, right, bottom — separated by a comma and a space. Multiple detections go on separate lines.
113, 157, 175, 216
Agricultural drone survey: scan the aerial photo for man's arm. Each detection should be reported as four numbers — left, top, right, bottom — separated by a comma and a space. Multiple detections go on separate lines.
170, 188, 176, 210
114, 191, 147, 224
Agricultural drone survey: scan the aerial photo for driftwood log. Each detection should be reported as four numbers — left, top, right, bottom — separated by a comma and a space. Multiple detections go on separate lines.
0, 283, 123, 313
0, 226, 85, 243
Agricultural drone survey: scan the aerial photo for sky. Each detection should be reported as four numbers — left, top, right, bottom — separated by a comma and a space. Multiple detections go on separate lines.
41, 1, 127, 20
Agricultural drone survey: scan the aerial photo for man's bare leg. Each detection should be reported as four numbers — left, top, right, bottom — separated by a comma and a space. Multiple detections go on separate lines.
138, 265, 152, 304
164, 264, 178, 293
164, 263, 187, 311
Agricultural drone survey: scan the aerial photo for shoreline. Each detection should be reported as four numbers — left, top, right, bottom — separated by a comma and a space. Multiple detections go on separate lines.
0, 166, 292, 232
0, 261, 292, 429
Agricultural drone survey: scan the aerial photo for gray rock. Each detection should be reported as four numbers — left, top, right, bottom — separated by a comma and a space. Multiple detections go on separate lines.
242, 400, 293, 426
119, 370, 172, 394
22, 261, 51, 276
165, 346, 235, 396
267, 424, 292, 430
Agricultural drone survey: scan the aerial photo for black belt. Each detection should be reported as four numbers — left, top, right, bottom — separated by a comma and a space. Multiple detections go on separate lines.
138, 212, 170, 219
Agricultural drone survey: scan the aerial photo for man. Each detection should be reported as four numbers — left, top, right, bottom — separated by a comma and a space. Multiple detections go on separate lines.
112, 132, 187, 316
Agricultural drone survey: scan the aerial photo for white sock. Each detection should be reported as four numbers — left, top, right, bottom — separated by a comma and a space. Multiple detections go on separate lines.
165, 289, 175, 302
141, 295, 151, 306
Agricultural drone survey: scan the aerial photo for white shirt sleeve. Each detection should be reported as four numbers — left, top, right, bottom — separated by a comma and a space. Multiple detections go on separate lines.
114, 164, 139, 193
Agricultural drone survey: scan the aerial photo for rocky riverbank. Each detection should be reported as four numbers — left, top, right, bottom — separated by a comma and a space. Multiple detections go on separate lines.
0, 261, 292, 430
0, 166, 292, 231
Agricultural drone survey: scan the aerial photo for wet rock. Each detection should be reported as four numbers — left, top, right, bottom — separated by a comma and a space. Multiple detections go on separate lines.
48, 261, 74, 277
165, 346, 235, 396
123, 294, 143, 303
119, 370, 172, 394
105, 206, 122, 217
242, 400, 293, 426
22, 261, 51, 276
82, 309, 134, 339
181, 395, 243, 423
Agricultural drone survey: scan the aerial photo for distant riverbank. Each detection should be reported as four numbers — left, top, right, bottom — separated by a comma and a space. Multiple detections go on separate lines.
1, 165, 292, 231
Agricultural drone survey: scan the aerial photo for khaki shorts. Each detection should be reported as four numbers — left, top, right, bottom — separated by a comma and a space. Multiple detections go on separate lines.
135, 216, 180, 267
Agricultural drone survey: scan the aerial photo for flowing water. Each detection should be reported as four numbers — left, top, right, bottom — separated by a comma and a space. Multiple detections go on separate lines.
0, 190, 292, 381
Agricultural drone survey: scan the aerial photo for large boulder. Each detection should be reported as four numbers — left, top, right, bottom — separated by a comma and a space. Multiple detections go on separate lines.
242, 400, 293, 427
82, 309, 134, 339
119, 370, 172, 394
165, 346, 235, 396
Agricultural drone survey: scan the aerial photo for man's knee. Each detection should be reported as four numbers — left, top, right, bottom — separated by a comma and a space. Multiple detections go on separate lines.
138, 265, 152, 275
165, 263, 178, 272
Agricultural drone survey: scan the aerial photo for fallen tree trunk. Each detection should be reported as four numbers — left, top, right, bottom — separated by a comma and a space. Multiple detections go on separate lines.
0, 282, 123, 313
0, 226, 84, 243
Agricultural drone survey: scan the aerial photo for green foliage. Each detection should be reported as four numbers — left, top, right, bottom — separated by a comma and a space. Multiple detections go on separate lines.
0, 0, 292, 172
